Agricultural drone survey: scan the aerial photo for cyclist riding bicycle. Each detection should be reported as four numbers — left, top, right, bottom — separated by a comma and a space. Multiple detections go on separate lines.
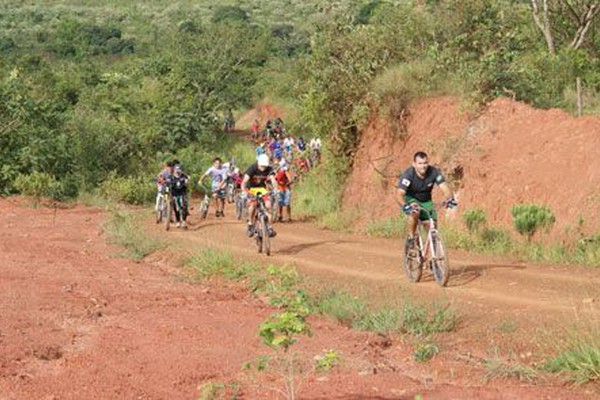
241, 153, 277, 238
396, 151, 457, 248
200, 157, 228, 218
170, 164, 190, 228
155, 161, 174, 212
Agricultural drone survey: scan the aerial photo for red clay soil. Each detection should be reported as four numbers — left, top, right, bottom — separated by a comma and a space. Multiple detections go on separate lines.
1, 197, 598, 399
344, 96, 600, 238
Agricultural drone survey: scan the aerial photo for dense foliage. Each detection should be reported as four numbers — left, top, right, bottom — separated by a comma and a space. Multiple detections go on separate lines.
2, 0, 600, 199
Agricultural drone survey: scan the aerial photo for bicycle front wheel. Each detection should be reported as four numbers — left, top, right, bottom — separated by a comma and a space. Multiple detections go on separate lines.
156, 196, 164, 224
403, 237, 422, 283
261, 215, 271, 256
165, 198, 172, 231
431, 231, 450, 287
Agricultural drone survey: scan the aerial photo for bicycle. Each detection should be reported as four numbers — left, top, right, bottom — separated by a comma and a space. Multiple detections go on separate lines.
403, 203, 451, 287
156, 188, 168, 224
198, 189, 211, 220
249, 190, 273, 256
161, 186, 173, 231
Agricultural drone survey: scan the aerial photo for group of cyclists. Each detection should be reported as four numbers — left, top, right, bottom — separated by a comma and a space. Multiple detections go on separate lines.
155, 114, 459, 284
154, 117, 319, 239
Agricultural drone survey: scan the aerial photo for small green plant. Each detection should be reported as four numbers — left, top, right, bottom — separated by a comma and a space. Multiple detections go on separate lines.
414, 342, 439, 362
14, 172, 62, 203
462, 208, 487, 233
186, 248, 253, 281
259, 291, 312, 400
511, 203, 556, 241
314, 349, 342, 371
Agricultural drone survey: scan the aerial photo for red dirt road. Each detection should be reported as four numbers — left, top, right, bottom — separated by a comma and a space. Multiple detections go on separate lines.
1, 198, 598, 399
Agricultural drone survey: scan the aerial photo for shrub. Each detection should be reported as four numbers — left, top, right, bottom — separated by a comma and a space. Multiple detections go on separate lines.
98, 172, 155, 205
14, 172, 62, 200
511, 203, 556, 241
462, 208, 487, 233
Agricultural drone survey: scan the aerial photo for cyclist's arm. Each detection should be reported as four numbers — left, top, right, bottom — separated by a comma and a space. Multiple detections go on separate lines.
241, 174, 250, 192
396, 187, 408, 206
438, 182, 453, 201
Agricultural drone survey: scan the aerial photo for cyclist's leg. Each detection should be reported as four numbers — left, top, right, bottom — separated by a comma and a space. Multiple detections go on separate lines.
246, 198, 257, 236
284, 189, 292, 222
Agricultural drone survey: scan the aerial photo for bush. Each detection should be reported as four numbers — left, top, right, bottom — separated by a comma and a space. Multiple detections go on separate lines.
98, 172, 155, 205
14, 172, 62, 200
511, 203, 556, 241
462, 208, 487, 233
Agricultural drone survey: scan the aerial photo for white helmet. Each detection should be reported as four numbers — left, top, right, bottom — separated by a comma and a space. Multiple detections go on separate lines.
257, 153, 270, 167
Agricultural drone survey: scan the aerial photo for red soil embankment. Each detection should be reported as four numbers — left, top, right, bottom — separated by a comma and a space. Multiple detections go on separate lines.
344, 96, 600, 238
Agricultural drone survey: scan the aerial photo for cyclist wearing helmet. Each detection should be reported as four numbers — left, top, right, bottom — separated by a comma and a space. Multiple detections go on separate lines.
170, 164, 190, 228
396, 151, 457, 247
241, 153, 277, 238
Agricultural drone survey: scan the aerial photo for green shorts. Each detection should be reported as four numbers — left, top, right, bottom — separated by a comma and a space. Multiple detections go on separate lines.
405, 196, 437, 221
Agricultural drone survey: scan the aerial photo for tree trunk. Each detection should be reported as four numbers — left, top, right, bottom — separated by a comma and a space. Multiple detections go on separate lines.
531, 0, 556, 54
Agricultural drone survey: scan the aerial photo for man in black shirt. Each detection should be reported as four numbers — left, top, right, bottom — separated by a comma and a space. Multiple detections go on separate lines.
170, 164, 190, 229
241, 154, 278, 237
396, 151, 456, 242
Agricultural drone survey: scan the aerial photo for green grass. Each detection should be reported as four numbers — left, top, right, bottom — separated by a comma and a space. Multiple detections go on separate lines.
318, 210, 357, 232
400, 303, 457, 337
543, 334, 600, 383
185, 248, 257, 281
105, 209, 163, 260
365, 215, 406, 238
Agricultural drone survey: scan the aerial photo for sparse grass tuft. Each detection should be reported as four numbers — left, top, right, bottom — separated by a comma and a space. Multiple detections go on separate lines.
401, 303, 457, 337
186, 248, 256, 281
318, 210, 357, 232
105, 209, 163, 260
414, 342, 439, 362
365, 215, 406, 238
543, 334, 600, 383
353, 308, 401, 333
316, 290, 367, 327
484, 349, 537, 382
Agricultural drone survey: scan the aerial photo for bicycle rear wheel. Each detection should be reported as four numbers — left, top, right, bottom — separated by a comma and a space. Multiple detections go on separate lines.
430, 231, 450, 287
403, 237, 422, 283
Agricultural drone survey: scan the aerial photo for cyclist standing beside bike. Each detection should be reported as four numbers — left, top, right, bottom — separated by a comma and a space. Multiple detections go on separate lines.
241, 154, 277, 238
396, 151, 457, 247
170, 164, 190, 228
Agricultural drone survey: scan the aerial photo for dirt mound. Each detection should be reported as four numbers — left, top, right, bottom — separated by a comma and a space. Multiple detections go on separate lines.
344, 96, 600, 238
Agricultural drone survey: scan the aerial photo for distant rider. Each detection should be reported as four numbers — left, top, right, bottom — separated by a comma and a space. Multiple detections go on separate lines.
155, 161, 174, 212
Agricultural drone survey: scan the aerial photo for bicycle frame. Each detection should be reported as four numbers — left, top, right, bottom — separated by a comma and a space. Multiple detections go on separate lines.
403, 204, 450, 287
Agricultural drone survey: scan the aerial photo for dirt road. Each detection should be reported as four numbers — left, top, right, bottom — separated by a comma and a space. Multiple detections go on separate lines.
1, 198, 598, 399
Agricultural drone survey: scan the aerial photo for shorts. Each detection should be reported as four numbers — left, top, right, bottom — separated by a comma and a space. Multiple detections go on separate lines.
405, 196, 437, 221
248, 187, 271, 209
211, 183, 226, 199
277, 188, 291, 206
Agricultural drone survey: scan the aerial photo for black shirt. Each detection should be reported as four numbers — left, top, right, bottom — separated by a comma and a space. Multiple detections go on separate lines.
397, 166, 445, 202
245, 163, 273, 188
170, 173, 189, 196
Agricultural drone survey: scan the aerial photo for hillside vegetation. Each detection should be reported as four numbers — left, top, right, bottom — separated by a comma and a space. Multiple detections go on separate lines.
2, 0, 600, 203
